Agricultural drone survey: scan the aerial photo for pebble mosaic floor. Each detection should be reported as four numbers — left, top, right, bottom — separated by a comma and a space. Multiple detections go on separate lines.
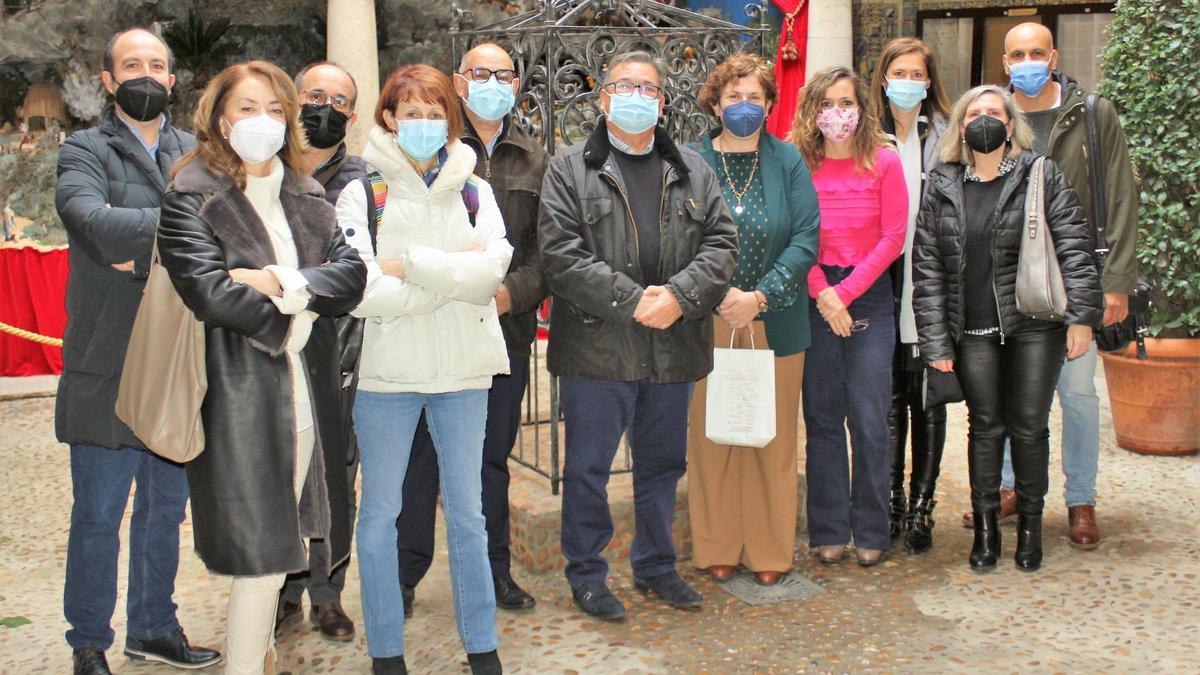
1, 364, 1197, 673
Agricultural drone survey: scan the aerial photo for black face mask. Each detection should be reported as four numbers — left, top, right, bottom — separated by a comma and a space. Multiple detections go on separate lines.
300, 104, 350, 149
963, 115, 1009, 155
113, 76, 170, 122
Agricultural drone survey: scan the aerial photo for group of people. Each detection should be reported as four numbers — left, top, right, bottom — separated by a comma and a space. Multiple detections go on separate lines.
54, 19, 1135, 675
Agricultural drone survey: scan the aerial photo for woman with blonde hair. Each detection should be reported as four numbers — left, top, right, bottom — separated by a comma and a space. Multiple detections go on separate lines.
867, 37, 953, 553
157, 60, 366, 673
913, 85, 1101, 572
788, 66, 907, 567
686, 53, 820, 586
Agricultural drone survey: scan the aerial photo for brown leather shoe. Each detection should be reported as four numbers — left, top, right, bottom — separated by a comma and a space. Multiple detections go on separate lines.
961, 488, 1017, 528
274, 595, 301, 637
310, 603, 355, 642
753, 570, 785, 586
706, 565, 736, 581
1068, 505, 1101, 550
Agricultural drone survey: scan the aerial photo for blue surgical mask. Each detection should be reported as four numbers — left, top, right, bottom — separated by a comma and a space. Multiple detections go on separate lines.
1009, 60, 1051, 97
607, 93, 659, 134
884, 79, 928, 113
464, 77, 515, 122
721, 100, 766, 138
394, 119, 448, 161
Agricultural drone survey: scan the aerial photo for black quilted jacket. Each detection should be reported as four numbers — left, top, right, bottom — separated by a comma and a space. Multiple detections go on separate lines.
912, 152, 1103, 363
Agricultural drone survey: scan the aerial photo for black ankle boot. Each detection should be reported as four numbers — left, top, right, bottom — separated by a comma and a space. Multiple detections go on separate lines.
1015, 514, 1043, 571
372, 655, 407, 675
889, 487, 907, 539
969, 510, 1000, 571
467, 650, 503, 675
903, 496, 937, 554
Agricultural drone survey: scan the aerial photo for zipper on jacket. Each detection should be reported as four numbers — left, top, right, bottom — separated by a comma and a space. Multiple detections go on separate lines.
656, 170, 671, 282
484, 155, 491, 180
601, 171, 641, 270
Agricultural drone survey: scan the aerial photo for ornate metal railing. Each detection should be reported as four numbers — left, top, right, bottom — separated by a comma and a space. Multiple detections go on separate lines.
452, 0, 769, 493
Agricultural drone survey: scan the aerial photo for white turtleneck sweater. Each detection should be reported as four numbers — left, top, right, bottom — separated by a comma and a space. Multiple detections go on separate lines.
243, 158, 315, 432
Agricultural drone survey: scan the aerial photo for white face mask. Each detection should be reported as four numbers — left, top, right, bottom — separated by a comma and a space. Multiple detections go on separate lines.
224, 113, 286, 165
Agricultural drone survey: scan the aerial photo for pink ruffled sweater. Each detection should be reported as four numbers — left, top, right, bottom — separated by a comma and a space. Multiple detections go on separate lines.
806, 147, 908, 307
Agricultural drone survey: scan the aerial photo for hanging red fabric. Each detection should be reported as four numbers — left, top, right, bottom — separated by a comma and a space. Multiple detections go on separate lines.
0, 246, 68, 376
766, 0, 809, 139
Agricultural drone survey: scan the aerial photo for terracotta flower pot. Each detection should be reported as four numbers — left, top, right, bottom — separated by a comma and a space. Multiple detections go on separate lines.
1100, 338, 1200, 456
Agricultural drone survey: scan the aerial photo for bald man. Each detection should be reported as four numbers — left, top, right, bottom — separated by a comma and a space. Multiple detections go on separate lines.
55, 27, 219, 675
959, 22, 1138, 550
395, 42, 549, 613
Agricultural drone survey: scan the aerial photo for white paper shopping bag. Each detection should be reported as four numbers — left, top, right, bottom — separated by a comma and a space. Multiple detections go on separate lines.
705, 329, 776, 448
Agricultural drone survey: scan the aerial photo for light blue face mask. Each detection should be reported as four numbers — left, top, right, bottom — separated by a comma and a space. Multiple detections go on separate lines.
394, 119, 448, 162
1009, 60, 1051, 97
884, 78, 928, 113
607, 92, 660, 134
464, 77, 516, 122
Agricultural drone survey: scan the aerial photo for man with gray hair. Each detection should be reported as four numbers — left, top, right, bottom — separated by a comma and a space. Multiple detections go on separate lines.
539, 51, 738, 620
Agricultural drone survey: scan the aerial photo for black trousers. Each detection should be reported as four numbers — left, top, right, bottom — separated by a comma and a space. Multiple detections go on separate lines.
955, 327, 1067, 517
396, 353, 529, 586
888, 343, 948, 499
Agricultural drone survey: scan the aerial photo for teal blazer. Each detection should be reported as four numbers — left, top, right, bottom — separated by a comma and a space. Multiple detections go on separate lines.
693, 130, 821, 356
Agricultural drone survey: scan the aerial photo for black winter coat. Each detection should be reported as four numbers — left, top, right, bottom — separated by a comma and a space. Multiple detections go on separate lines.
157, 159, 366, 576
912, 152, 1103, 363
460, 108, 550, 357
538, 122, 738, 383
54, 105, 195, 449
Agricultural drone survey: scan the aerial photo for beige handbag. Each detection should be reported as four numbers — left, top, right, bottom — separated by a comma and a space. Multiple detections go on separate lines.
1015, 156, 1068, 322
115, 244, 207, 462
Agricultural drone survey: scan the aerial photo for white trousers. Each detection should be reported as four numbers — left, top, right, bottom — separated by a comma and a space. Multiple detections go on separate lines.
224, 426, 314, 675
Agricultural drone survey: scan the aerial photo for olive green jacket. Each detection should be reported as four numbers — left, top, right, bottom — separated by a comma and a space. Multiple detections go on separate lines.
1013, 73, 1140, 295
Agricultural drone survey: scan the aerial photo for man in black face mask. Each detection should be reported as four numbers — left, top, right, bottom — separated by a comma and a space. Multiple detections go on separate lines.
273, 60, 367, 644
55, 28, 219, 675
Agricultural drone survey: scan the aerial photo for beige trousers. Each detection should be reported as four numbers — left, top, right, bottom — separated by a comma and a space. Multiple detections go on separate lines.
687, 319, 805, 572
224, 426, 314, 675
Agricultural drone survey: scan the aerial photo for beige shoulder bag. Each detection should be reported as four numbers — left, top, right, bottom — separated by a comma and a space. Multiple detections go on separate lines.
1015, 156, 1068, 322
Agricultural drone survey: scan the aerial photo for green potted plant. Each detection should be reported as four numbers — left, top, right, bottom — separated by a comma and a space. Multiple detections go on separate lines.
1097, 0, 1200, 455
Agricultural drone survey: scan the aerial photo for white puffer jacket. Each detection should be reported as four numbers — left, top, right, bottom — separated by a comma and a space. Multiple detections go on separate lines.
336, 127, 513, 394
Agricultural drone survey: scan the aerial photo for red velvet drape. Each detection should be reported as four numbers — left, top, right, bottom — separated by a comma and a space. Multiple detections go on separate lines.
0, 247, 68, 376
766, 0, 810, 139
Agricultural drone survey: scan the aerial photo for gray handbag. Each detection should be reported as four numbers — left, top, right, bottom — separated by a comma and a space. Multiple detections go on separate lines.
1015, 156, 1068, 322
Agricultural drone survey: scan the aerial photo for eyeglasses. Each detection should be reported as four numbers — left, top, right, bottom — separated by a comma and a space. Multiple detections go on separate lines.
603, 80, 664, 100
302, 90, 354, 113
461, 67, 517, 84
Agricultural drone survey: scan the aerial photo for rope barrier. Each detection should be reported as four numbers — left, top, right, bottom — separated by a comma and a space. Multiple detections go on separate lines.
0, 321, 63, 347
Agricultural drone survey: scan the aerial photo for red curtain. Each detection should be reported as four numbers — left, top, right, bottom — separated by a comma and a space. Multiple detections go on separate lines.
766, 0, 810, 139
0, 247, 68, 376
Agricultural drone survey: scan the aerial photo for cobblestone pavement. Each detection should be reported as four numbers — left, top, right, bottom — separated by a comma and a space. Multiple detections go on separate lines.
1, 367, 1197, 673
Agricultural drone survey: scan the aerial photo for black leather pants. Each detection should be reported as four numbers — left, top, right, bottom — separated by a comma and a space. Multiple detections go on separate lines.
888, 347, 948, 500
956, 328, 1067, 517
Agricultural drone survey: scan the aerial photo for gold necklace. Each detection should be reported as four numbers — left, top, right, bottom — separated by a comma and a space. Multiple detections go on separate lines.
717, 135, 759, 216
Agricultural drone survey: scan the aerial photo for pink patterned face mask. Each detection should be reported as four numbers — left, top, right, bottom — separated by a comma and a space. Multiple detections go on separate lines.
817, 106, 860, 143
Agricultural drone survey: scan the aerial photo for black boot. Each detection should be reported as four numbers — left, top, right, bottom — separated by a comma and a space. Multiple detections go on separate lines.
467, 650, 503, 675
887, 385, 909, 540
1014, 514, 1043, 571
969, 511, 1000, 571
372, 655, 407, 675
903, 496, 937, 554
889, 487, 907, 539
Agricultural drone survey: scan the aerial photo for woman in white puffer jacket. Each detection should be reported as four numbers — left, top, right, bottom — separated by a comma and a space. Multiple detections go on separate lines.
334, 64, 511, 675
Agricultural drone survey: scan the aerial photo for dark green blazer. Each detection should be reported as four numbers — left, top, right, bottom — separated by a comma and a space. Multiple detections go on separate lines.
693, 130, 821, 356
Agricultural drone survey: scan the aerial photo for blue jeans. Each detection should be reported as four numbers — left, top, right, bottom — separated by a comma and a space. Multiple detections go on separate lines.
803, 269, 895, 551
559, 377, 691, 586
1000, 342, 1099, 506
398, 353, 530, 585
354, 389, 497, 658
64, 445, 189, 650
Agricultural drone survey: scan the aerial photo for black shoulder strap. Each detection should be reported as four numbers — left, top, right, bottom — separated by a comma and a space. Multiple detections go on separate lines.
1084, 93, 1109, 267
